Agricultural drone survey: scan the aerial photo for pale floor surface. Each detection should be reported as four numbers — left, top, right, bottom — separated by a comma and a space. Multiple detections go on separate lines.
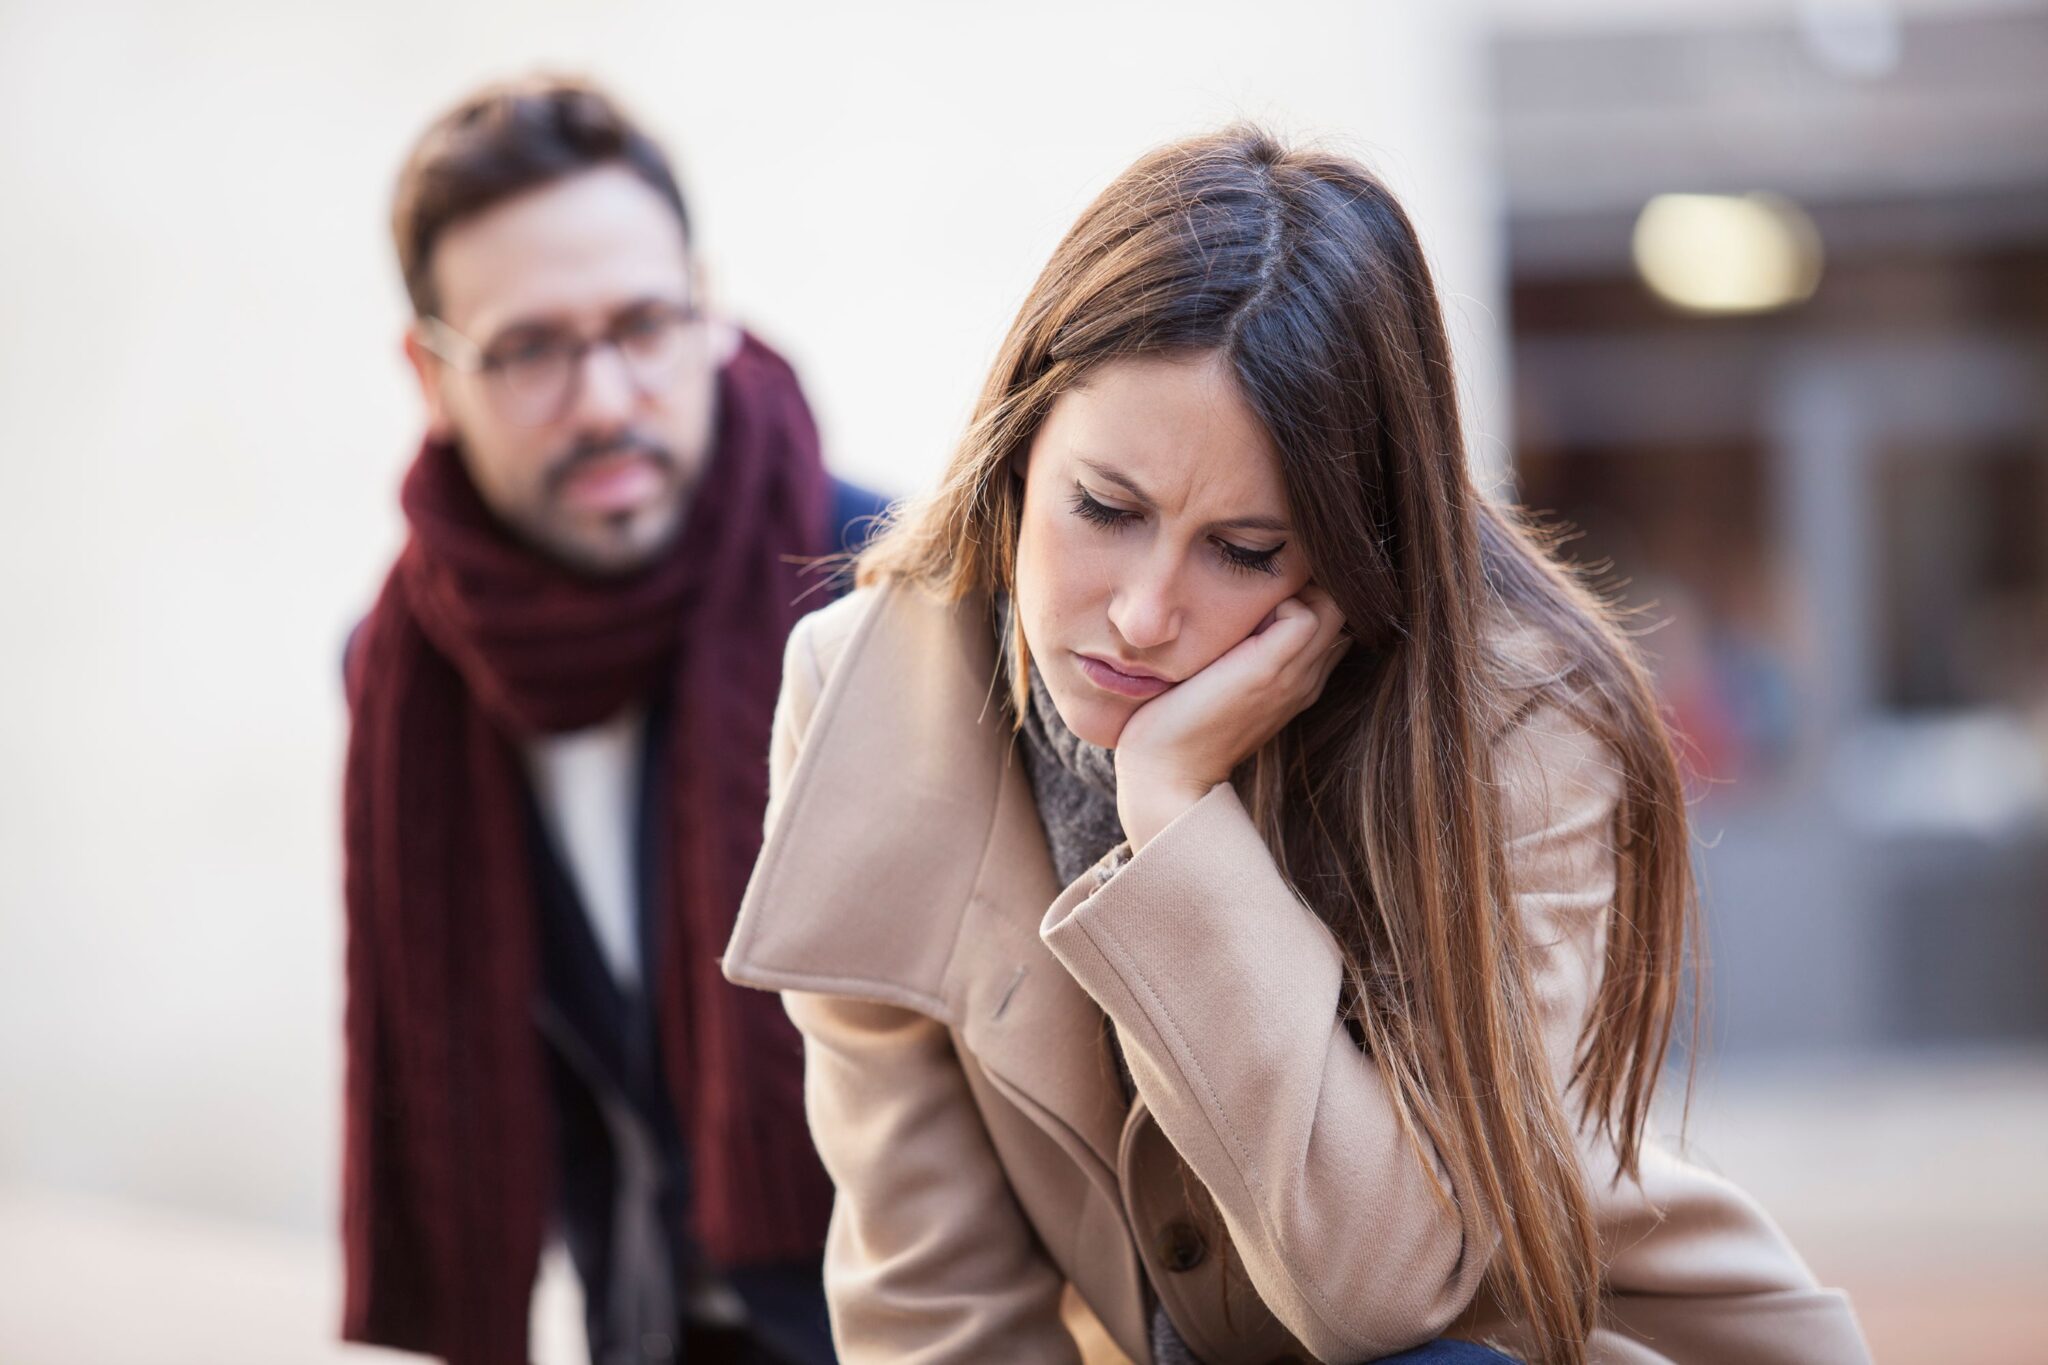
1656, 1046, 2048, 1364
2, 1048, 2043, 1364
0, 1191, 589, 1365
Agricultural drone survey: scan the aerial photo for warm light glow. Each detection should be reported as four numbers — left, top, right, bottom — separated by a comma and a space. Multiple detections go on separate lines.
1631, 192, 1825, 315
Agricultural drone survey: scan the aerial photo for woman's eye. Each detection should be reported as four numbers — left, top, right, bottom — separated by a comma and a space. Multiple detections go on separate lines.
1217, 539, 1284, 577
1069, 486, 1134, 529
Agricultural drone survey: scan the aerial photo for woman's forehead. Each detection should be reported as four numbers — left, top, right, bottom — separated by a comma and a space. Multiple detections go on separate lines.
1043, 353, 1287, 515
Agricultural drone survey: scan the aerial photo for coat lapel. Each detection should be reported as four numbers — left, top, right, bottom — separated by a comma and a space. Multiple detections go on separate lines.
950, 743, 1130, 1180
724, 580, 1125, 1175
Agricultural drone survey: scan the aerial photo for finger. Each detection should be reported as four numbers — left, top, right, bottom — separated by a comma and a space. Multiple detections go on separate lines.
1256, 595, 1321, 651
1282, 592, 1347, 673
1217, 603, 1318, 687
1318, 632, 1354, 681
1299, 584, 1349, 642
1302, 633, 1354, 708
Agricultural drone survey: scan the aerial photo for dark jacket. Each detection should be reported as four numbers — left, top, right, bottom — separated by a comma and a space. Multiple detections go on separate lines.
524, 476, 888, 1365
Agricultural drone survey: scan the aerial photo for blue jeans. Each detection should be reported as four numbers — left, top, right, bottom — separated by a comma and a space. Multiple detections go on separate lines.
1374, 1341, 1521, 1364
724, 1259, 836, 1363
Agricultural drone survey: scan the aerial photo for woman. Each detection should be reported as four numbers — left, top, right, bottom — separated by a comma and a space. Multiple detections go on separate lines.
722, 128, 1871, 1365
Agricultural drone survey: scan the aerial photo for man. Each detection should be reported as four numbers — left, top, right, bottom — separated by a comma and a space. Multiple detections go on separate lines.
342, 76, 877, 1365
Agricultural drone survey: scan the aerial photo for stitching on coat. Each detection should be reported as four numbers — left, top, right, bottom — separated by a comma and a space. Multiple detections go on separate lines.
992, 965, 1028, 1021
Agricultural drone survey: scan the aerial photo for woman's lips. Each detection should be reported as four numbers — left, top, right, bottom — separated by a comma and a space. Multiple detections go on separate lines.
1076, 652, 1172, 700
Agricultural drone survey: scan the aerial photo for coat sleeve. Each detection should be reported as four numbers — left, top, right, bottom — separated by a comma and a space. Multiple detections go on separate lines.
767, 613, 1086, 1364
1039, 700, 1624, 1362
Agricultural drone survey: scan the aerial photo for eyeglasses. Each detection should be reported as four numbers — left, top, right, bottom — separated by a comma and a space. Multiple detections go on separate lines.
418, 300, 702, 428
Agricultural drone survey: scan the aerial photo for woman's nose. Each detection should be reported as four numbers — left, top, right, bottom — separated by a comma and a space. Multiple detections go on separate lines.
1108, 555, 1183, 651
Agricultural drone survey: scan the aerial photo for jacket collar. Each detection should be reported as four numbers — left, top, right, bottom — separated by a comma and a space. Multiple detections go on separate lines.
724, 579, 1127, 1172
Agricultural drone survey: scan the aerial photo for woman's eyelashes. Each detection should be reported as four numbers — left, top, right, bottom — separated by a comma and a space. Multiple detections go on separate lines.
1068, 484, 1132, 530
1068, 483, 1285, 577
1218, 539, 1286, 576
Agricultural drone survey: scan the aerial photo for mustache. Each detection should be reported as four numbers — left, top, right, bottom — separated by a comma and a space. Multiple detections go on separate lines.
542, 431, 679, 498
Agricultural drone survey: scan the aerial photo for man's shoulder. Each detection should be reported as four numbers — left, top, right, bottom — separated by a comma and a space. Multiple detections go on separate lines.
826, 476, 893, 556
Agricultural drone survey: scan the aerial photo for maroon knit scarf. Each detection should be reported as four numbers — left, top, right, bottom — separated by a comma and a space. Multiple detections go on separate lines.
341, 332, 836, 1363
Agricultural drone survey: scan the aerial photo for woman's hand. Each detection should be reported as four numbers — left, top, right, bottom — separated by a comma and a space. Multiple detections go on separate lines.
1114, 585, 1351, 851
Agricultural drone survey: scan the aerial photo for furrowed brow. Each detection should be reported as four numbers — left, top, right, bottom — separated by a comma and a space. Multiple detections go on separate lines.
1077, 458, 1155, 507
1212, 512, 1291, 535
1076, 457, 1290, 537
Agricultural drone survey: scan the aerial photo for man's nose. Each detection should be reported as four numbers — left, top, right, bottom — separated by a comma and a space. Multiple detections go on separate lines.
563, 340, 641, 429
1108, 552, 1184, 652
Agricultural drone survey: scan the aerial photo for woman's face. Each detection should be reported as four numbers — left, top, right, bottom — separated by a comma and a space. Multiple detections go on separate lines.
1013, 351, 1313, 749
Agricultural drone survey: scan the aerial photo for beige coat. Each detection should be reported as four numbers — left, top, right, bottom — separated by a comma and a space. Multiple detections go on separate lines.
723, 580, 1872, 1365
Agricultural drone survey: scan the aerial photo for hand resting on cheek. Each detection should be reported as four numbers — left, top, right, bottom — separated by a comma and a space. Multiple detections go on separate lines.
1113, 583, 1351, 851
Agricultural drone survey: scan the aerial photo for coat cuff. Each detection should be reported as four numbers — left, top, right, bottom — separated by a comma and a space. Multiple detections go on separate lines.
1037, 780, 1349, 1079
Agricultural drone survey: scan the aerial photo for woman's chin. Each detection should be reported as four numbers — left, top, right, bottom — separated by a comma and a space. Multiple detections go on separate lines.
1043, 664, 1135, 749
1068, 699, 1132, 751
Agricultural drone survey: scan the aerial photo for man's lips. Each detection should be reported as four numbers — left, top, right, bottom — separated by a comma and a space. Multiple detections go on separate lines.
556, 450, 668, 514
1075, 652, 1173, 700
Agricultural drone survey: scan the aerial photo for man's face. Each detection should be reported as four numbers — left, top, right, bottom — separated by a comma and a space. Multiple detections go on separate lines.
408, 165, 718, 575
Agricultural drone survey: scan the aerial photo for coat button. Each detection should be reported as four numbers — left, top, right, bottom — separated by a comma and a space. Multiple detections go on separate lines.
1156, 1220, 1207, 1273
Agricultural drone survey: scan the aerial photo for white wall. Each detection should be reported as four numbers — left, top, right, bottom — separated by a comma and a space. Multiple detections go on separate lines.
0, 0, 1500, 1238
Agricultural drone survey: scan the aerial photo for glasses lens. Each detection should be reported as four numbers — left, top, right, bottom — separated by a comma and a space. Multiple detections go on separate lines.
487, 342, 576, 426
477, 308, 695, 426
614, 311, 693, 393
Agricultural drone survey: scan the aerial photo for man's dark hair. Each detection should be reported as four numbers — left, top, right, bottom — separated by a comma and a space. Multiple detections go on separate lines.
392, 75, 692, 317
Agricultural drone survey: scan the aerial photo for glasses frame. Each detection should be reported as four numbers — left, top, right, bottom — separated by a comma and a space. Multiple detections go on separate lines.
417, 299, 702, 428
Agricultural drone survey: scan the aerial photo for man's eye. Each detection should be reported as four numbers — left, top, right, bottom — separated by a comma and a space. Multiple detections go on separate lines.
615, 312, 666, 340
1069, 485, 1134, 529
614, 313, 686, 361
490, 336, 569, 370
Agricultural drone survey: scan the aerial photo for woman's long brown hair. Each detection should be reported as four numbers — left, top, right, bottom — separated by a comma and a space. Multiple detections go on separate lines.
856, 127, 1699, 1365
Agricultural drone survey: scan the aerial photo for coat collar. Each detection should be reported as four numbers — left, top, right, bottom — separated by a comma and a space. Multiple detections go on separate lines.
724, 579, 1127, 1173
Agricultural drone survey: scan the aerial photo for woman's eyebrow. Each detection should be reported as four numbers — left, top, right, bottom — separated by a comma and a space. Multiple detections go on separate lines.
1076, 457, 1291, 536
1077, 458, 1156, 507
1213, 511, 1291, 535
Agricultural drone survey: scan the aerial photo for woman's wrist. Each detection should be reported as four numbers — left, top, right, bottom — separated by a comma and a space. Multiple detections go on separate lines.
1118, 777, 1216, 853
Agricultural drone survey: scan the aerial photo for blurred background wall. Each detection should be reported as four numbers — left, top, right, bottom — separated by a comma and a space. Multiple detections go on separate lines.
1495, 0, 2048, 1056
0, 0, 2040, 1360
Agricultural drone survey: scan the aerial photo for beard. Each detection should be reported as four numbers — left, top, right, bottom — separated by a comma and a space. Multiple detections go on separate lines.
532, 429, 691, 575
541, 427, 682, 498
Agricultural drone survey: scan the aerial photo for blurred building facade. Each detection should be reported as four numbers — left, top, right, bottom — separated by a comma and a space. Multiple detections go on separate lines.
1489, 0, 2048, 1057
